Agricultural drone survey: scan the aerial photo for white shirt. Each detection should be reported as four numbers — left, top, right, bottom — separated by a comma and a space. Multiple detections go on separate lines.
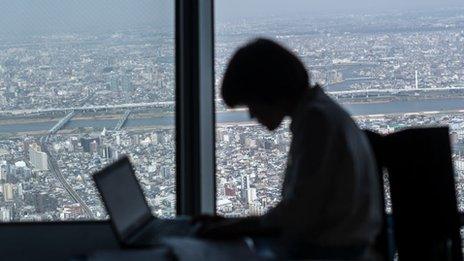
262, 86, 382, 248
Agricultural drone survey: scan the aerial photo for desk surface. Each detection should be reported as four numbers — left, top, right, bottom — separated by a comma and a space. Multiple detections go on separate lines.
1, 215, 463, 261
0, 221, 119, 260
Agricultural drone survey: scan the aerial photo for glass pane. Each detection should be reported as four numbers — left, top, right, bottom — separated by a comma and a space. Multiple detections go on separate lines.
215, 1, 464, 217
0, 0, 175, 222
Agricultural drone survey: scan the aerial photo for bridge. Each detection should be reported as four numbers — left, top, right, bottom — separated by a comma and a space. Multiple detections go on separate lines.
3, 86, 464, 118
49, 111, 76, 135
2, 101, 176, 116
310, 61, 380, 69
343, 77, 375, 81
114, 110, 131, 131
330, 86, 464, 96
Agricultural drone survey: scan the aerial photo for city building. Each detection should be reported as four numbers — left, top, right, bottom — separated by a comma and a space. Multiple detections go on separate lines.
3, 183, 14, 202
28, 144, 48, 171
121, 74, 133, 93
0, 207, 11, 222
80, 137, 100, 153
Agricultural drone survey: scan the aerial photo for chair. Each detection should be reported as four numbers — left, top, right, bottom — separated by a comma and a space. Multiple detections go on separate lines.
364, 130, 395, 261
368, 127, 462, 261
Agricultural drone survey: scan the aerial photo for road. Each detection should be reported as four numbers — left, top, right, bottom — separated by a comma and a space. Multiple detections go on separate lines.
42, 142, 94, 219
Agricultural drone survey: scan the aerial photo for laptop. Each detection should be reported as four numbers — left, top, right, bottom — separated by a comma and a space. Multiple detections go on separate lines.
93, 156, 195, 247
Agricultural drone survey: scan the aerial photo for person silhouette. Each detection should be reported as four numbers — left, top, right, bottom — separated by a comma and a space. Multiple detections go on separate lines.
196, 38, 382, 260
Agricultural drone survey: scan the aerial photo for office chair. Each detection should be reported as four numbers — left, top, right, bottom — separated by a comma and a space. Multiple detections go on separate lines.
363, 130, 396, 261
383, 127, 462, 261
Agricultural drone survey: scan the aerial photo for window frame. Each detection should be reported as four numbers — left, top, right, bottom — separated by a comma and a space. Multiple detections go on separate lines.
175, 0, 216, 216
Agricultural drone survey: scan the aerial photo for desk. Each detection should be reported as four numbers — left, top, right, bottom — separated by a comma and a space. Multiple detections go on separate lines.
1, 214, 463, 260
0, 221, 118, 260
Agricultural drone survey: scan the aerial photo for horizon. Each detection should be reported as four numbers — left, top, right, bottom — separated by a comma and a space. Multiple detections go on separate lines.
0, 1, 463, 37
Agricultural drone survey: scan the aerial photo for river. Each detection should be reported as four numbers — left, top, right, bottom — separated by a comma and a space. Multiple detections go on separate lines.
1, 98, 464, 134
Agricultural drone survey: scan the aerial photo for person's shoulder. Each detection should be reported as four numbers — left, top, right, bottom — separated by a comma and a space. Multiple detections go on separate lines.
299, 103, 330, 123
295, 88, 359, 136
300, 91, 348, 125
292, 101, 335, 135
316, 88, 351, 114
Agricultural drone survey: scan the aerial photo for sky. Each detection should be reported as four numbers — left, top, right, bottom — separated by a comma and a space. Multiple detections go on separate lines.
0, 0, 462, 35
216, 0, 464, 21
0, 0, 173, 35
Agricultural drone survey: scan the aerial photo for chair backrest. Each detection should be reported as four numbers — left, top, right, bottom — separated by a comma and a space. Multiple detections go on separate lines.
363, 130, 395, 261
384, 127, 462, 261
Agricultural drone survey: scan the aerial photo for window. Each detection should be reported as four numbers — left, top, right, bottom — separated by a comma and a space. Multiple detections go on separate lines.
0, 0, 175, 221
215, 1, 464, 216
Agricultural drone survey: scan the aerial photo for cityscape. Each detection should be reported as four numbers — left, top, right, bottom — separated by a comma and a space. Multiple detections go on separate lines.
215, 8, 464, 216
1, 8, 464, 223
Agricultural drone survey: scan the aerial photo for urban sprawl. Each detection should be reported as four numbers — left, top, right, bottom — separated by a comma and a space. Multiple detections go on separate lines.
1, 9, 464, 222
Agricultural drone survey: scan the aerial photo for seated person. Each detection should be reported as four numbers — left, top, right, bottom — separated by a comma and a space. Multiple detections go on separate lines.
195, 39, 382, 260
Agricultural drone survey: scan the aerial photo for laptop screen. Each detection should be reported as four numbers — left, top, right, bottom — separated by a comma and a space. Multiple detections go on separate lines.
93, 157, 152, 239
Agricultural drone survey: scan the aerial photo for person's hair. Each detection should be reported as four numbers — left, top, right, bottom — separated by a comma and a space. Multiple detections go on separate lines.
221, 38, 309, 108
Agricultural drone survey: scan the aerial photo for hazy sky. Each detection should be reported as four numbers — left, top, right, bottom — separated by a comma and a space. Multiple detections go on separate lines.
216, 0, 464, 21
0, 0, 173, 35
0, 0, 462, 35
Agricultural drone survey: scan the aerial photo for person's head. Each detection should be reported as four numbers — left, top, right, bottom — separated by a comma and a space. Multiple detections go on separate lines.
221, 38, 309, 130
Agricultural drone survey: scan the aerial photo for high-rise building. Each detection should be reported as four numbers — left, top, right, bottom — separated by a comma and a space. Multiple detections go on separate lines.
263, 140, 274, 150
100, 145, 113, 159
0, 164, 7, 182
112, 150, 120, 161
248, 203, 265, 216
241, 175, 250, 205
28, 144, 48, 171
89, 140, 99, 154
0, 93, 6, 106
224, 183, 236, 197
0, 207, 11, 222
132, 135, 140, 146
23, 140, 32, 153
326, 70, 343, 84
59, 204, 84, 220
248, 187, 257, 205
108, 73, 119, 92
160, 166, 171, 179
415, 70, 419, 89
116, 134, 121, 146
245, 137, 257, 148
80, 137, 100, 153
151, 133, 158, 144
121, 74, 133, 93
15, 183, 24, 200
3, 183, 14, 202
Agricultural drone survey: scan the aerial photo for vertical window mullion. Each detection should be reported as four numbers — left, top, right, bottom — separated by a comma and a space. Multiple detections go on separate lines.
175, 0, 215, 216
